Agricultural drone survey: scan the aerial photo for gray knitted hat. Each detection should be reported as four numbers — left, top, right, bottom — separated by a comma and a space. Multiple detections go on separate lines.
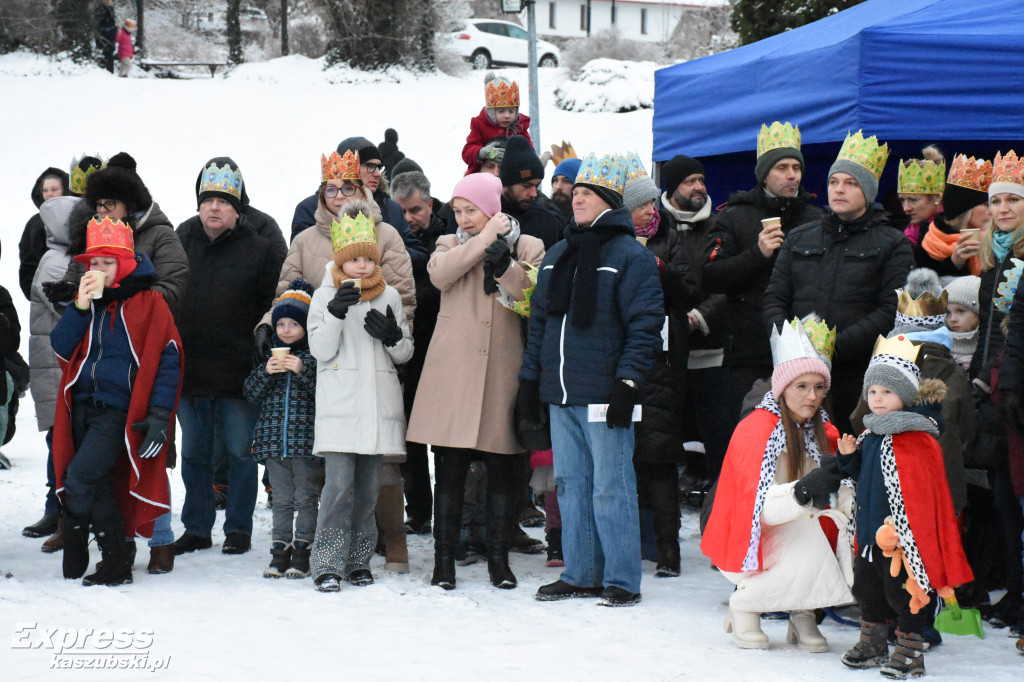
829, 158, 879, 205
943, 275, 981, 315
623, 175, 660, 211
863, 354, 920, 408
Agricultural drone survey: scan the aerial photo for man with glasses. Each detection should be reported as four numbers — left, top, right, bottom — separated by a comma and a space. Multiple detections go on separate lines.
289, 136, 427, 279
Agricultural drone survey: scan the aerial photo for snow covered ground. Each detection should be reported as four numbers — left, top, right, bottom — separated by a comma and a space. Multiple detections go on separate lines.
1, 51, 1021, 681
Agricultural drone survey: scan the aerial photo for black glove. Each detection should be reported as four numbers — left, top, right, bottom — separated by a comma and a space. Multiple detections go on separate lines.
516, 379, 541, 426
482, 257, 499, 295
42, 280, 78, 305
253, 323, 272, 366
605, 379, 639, 429
363, 306, 403, 347
484, 238, 512, 278
793, 456, 844, 508
132, 407, 173, 459
327, 281, 362, 319
1002, 389, 1024, 435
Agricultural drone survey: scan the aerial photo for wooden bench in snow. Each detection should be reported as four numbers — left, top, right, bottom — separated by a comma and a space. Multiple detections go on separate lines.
139, 61, 227, 77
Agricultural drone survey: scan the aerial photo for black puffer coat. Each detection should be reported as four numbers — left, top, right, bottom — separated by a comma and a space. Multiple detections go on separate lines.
702, 185, 823, 368
763, 207, 914, 379
970, 251, 1021, 383
635, 221, 702, 463
18, 167, 70, 298
501, 194, 562, 250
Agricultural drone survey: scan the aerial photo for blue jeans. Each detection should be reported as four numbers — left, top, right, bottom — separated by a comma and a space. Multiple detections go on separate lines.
149, 481, 174, 547
178, 397, 258, 538
550, 405, 642, 594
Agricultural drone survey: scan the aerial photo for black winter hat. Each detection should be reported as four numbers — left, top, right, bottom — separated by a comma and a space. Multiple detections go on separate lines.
194, 156, 247, 212
337, 136, 382, 164
84, 166, 152, 215
499, 135, 544, 187
108, 151, 138, 172
662, 155, 705, 195
942, 184, 988, 221
391, 157, 422, 178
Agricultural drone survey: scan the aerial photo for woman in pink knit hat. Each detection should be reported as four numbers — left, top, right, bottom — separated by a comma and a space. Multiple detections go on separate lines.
408, 173, 545, 591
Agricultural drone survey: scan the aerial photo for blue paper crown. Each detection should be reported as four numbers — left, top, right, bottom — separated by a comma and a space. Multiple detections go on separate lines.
576, 152, 628, 195
994, 258, 1024, 315
199, 162, 243, 200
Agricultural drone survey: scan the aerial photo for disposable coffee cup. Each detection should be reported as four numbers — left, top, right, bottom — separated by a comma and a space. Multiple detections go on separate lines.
271, 347, 290, 359
349, 279, 362, 291
960, 228, 981, 241
636, 236, 648, 246
761, 217, 782, 231
87, 271, 104, 300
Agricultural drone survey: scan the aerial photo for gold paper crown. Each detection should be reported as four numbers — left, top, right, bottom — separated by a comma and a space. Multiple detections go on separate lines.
897, 289, 948, 319
199, 162, 243, 200
836, 130, 889, 180
947, 154, 993, 192
321, 150, 360, 184
575, 152, 628, 195
330, 211, 377, 254
70, 155, 106, 195
871, 334, 921, 364
898, 158, 946, 195
757, 121, 801, 159
991, 150, 1024, 187
485, 79, 519, 108
550, 141, 577, 166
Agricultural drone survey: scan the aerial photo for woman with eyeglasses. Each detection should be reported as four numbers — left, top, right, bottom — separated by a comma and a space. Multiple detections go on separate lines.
702, 317, 853, 653
256, 149, 416, 573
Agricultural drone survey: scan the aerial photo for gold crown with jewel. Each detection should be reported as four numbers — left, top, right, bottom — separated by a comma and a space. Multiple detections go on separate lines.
991, 150, 1024, 187
331, 211, 377, 254
871, 333, 921, 364
947, 154, 993, 192
199, 162, 243, 200
898, 158, 946, 195
757, 121, 801, 159
70, 155, 106, 196
836, 130, 889, 180
485, 79, 519, 108
321, 150, 360, 184
770, 317, 837, 369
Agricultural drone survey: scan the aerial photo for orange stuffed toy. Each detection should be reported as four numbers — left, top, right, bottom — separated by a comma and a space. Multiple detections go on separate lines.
875, 517, 954, 614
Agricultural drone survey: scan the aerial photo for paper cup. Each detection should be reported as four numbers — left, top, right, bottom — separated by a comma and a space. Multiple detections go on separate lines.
960, 228, 981, 241
349, 279, 362, 291
760, 217, 782, 231
87, 271, 104, 300
636, 236, 648, 246
271, 347, 290, 359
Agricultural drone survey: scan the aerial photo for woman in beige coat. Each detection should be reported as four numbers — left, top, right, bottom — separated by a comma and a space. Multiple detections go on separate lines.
407, 172, 545, 591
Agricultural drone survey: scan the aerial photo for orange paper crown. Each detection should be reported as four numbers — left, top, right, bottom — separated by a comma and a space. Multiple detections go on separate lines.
485, 80, 519, 108
991, 150, 1024, 188
947, 154, 993, 192
321, 150, 360, 183
85, 217, 135, 256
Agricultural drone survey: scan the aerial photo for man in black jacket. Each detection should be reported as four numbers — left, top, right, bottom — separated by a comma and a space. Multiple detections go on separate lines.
173, 164, 284, 556
702, 122, 824, 417
763, 132, 914, 433
498, 136, 562, 250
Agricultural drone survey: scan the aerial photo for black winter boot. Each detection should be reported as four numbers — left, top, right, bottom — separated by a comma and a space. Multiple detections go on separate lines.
431, 486, 461, 590
880, 630, 927, 679
485, 492, 517, 589
647, 464, 681, 577
62, 513, 90, 580
545, 528, 564, 567
286, 541, 311, 579
842, 620, 890, 669
82, 517, 132, 586
264, 541, 292, 578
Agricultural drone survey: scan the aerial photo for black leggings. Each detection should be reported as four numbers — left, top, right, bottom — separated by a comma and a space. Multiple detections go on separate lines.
853, 553, 929, 634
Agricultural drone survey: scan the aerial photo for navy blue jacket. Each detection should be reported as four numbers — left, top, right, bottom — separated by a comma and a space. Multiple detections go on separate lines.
289, 188, 428, 281
520, 207, 665, 405
243, 341, 317, 462
50, 254, 180, 413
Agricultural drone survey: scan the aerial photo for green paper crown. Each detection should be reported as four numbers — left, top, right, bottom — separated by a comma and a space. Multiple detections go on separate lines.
836, 130, 889, 180
797, 316, 837, 362
757, 121, 801, 158
330, 212, 377, 254
898, 158, 946, 195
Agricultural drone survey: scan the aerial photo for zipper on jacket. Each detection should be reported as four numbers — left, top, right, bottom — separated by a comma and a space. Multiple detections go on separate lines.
90, 308, 107, 393
282, 372, 291, 458
559, 315, 568, 404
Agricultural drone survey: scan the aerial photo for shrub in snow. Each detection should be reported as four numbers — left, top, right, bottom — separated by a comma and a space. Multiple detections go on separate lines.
561, 29, 666, 78
554, 58, 654, 113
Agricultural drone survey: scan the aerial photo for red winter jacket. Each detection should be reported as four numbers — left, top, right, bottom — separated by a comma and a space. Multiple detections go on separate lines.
462, 107, 533, 174
115, 28, 134, 59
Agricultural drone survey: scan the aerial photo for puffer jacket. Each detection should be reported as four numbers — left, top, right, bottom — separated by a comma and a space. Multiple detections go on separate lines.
702, 185, 823, 368
28, 196, 76, 430
265, 196, 416, 330
66, 199, 190, 318
19, 167, 70, 298
307, 264, 414, 456
243, 343, 318, 462
520, 207, 665, 405
763, 207, 914, 378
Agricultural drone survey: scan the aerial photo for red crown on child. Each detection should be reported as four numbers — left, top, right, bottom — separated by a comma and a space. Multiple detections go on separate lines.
992, 150, 1024, 187
321, 150, 361, 183
947, 154, 993, 192
85, 217, 134, 255
485, 80, 519, 108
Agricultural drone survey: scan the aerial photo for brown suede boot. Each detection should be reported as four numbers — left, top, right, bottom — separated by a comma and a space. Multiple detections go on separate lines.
377, 483, 409, 573
41, 516, 65, 553
147, 545, 175, 574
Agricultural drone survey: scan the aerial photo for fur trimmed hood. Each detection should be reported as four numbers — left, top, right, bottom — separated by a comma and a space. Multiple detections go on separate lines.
913, 377, 948, 406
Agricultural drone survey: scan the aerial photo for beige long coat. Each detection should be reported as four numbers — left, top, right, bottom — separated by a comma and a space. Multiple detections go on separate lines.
407, 232, 545, 454
258, 191, 416, 328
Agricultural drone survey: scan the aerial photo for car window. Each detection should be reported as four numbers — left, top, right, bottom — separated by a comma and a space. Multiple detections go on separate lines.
507, 25, 528, 40
478, 22, 508, 37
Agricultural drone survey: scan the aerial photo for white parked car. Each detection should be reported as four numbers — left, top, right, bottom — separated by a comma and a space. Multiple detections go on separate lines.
449, 19, 560, 69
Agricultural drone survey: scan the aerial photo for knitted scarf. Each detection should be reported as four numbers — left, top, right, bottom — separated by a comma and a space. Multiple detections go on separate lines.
331, 264, 386, 302
547, 212, 632, 328
992, 228, 1016, 264
634, 210, 661, 240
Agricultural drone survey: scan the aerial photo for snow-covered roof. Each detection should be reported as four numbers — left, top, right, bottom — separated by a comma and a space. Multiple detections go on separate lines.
587, 0, 730, 7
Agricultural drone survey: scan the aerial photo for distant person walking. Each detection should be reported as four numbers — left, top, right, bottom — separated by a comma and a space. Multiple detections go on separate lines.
114, 20, 136, 78
95, 0, 117, 74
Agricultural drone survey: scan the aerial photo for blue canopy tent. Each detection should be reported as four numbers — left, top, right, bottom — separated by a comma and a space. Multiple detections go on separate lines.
652, 0, 1024, 208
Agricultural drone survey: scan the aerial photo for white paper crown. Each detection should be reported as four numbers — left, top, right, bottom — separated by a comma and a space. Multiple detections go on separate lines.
770, 318, 834, 371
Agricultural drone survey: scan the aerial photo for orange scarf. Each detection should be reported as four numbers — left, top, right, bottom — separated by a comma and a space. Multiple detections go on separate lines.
920, 222, 980, 276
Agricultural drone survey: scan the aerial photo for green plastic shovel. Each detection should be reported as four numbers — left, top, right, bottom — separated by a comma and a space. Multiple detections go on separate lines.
934, 595, 984, 639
